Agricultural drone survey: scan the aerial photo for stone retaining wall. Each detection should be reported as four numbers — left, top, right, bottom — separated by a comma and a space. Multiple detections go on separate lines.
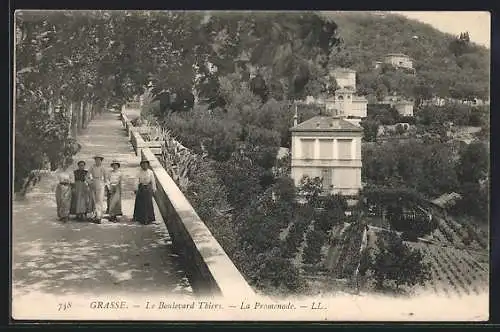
121, 111, 255, 298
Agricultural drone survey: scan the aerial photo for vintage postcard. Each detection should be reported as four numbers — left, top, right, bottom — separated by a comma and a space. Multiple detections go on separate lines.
12, 10, 490, 322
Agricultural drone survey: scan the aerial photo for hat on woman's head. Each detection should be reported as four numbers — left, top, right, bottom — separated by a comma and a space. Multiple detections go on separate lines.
93, 155, 104, 160
110, 160, 121, 168
77, 160, 86, 166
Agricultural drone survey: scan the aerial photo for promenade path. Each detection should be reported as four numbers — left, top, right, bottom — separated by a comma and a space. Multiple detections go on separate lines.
12, 110, 193, 315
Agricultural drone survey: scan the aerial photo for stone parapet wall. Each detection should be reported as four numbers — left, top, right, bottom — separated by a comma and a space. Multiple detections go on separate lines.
140, 148, 255, 298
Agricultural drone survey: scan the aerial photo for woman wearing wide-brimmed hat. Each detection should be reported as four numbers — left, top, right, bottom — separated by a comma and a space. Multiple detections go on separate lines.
71, 160, 93, 221
133, 157, 156, 225
88, 155, 107, 223
106, 159, 123, 222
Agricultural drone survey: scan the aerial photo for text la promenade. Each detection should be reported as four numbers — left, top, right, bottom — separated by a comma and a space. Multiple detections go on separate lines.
89, 300, 327, 311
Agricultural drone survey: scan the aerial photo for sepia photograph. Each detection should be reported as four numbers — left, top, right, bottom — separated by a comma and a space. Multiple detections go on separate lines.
12, 9, 490, 321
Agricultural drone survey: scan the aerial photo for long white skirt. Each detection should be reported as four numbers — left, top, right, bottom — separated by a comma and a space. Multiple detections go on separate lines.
91, 180, 105, 218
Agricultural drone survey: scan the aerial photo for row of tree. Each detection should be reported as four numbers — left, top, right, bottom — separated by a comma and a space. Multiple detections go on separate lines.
15, 11, 133, 191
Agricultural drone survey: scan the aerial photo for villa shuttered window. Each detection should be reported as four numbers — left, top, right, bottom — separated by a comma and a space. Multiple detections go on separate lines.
321, 168, 332, 189
319, 139, 334, 159
301, 139, 315, 159
337, 139, 352, 160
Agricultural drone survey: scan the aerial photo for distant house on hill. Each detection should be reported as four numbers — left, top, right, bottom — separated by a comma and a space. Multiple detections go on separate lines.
304, 68, 368, 121
421, 96, 447, 107
394, 100, 414, 117
376, 94, 415, 117
325, 88, 368, 119
383, 53, 414, 70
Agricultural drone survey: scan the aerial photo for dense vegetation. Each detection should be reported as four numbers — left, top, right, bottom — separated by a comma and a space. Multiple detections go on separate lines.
366, 231, 431, 291
361, 138, 489, 222
149, 91, 352, 293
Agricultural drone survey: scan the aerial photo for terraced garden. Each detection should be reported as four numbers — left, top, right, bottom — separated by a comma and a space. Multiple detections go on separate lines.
409, 242, 488, 296
356, 206, 489, 297
322, 222, 364, 278
294, 200, 489, 297
391, 205, 489, 296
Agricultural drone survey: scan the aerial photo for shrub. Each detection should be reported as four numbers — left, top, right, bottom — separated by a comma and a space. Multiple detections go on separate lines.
370, 233, 431, 290
303, 229, 327, 264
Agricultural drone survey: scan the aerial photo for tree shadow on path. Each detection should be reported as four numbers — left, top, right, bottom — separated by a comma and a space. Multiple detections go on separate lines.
13, 196, 192, 297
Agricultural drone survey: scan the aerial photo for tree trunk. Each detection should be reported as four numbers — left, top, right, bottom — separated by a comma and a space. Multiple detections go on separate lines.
78, 100, 84, 131
67, 102, 72, 137
73, 102, 77, 134
82, 100, 88, 129
70, 102, 77, 138
86, 101, 90, 127
89, 100, 94, 120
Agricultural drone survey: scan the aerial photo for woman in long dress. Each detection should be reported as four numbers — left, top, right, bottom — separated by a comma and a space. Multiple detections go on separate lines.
88, 155, 107, 224
133, 158, 156, 225
106, 160, 123, 222
55, 171, 73, 222
71, 160, 93, 221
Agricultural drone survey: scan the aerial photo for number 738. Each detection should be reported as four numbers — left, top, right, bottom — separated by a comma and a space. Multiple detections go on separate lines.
58, 302, 72, 311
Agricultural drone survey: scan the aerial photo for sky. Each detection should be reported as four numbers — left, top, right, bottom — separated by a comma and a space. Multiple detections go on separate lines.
391, 11, 491, 48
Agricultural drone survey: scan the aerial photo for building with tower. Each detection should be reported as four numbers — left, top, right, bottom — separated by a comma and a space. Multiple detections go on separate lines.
303, 68, 369, 124
330, 68, 357, 90
324, 88, 368, 120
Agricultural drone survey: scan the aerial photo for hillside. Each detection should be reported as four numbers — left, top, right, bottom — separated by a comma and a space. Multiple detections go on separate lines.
322, 12, 490, 102
89, 11, 490, 113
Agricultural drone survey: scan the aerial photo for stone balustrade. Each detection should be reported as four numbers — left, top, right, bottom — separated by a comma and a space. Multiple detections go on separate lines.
121, 112, 163, 157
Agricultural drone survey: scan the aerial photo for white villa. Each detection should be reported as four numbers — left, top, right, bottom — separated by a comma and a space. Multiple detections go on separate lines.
290, 109, 363, 198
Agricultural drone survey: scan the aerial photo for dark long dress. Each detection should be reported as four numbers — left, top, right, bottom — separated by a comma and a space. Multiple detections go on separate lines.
71, 169, 92, 216
133, 183, 155, 224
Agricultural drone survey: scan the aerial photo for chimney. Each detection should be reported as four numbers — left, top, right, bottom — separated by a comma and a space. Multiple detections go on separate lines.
331, 118, 340, 129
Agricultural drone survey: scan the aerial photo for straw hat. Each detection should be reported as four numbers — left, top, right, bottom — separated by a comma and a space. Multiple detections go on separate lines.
110, 160, 121, 168
77, 160, 86, 166
93, 155, 104, 160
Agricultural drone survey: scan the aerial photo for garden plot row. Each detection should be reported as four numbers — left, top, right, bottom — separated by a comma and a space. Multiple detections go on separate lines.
432, 215, 487, 250
411, 242, 488, 297
333, 223, 364, 278
322, 223, 351, 272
